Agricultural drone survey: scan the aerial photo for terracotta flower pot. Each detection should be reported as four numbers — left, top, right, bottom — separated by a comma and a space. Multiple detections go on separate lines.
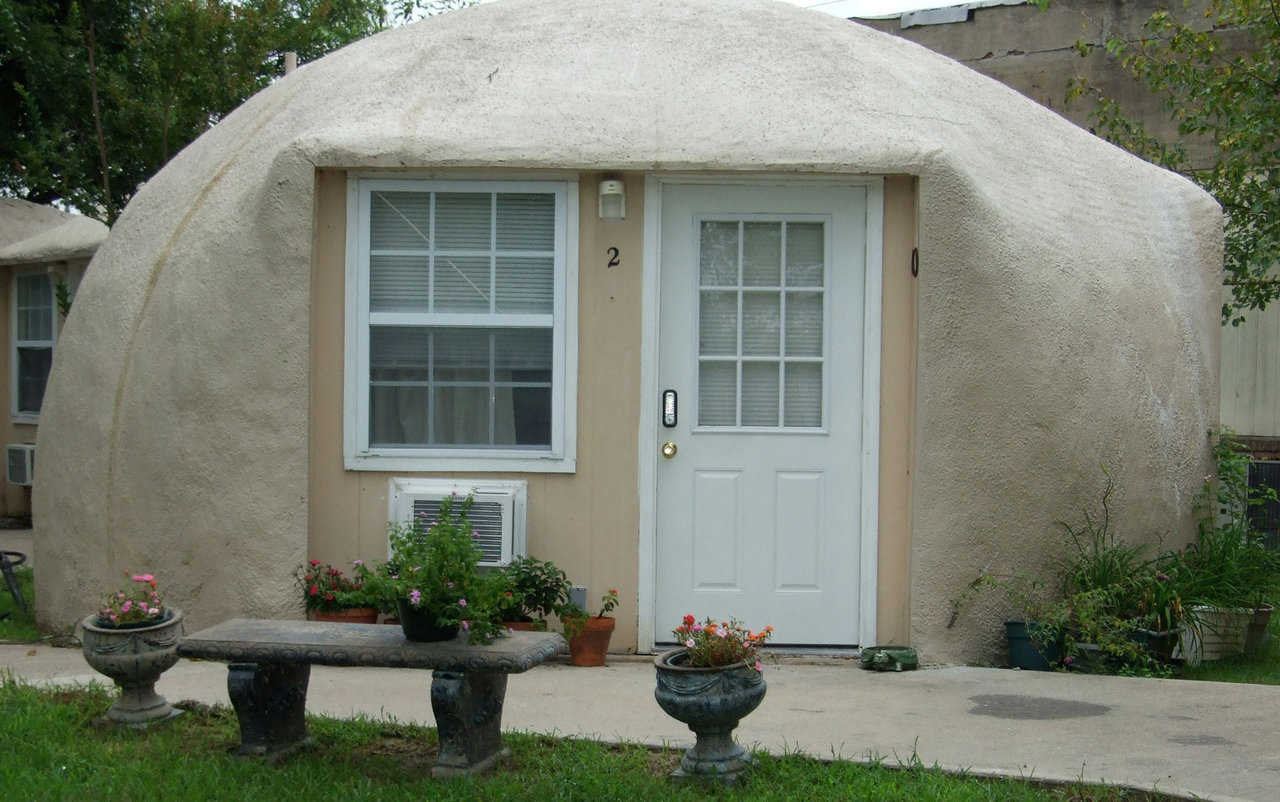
309, 607, 378, 624
80, 607, 185, 724
567, 616, 615, 666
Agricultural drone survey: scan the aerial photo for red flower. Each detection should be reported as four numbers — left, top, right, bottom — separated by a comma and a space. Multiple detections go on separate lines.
682, 614, 696, 627
308, 586, 318, 596
309, 559, 320, 566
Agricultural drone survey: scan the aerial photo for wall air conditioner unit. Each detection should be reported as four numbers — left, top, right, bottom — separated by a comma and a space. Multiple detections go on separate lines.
5, 445, 34, 487
388, 478, 527, 568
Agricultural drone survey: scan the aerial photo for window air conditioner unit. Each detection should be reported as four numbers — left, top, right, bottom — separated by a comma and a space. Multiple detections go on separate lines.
388, 478, 527, 568
5, 445, 34, 487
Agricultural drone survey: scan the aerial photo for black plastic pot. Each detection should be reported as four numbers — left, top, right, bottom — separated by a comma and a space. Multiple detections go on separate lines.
1005, 620, 1060, 670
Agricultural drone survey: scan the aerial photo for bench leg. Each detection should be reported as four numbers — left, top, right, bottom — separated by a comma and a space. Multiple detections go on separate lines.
430, 669, 509, 777
227, 662, 312, 759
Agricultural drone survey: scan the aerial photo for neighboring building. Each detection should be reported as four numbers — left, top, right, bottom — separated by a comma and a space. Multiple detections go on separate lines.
34, 0, 1221, 664
0, 199, 107, 517
858, 0, 1280, 544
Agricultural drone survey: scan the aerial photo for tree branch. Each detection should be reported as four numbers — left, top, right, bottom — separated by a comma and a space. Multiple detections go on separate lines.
85, 20, 113, 221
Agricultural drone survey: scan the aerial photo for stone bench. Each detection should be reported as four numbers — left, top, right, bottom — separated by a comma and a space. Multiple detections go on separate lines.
177, 618, 565, 775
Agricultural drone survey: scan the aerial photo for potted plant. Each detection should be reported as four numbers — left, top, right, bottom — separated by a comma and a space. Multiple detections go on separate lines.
382, 492, 504, 643
80, 572, 184, 725
1169, 430, 1280, 664
654, 615, 774, 784
295, 559, 379, 623
560, 588, 619, 666
493, 556, 572, 631
951, 468, 1185, 674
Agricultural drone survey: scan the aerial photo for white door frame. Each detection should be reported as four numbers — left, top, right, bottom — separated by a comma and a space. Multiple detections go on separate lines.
637, 173, 884, 653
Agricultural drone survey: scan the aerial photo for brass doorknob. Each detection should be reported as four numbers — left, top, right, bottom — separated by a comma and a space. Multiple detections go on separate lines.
661, 441, 678, 459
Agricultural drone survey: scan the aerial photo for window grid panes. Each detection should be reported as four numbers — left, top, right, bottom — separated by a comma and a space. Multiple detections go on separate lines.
365, 186, 558, 450
14, 273, 54, 416
696, 220, 824, 429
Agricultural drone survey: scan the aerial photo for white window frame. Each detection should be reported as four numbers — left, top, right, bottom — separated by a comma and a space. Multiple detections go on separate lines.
343, 177, 578, 472
11, 269, 57, 424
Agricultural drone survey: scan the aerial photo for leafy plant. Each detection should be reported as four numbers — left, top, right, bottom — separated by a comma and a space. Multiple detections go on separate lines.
671, 615, 773, 670
492, 556, 571, 623
381, 492, 503, 644
1163, 429, 1280, 611
560, 588, 620, 639
96, 571, 166, 627
294, 560, 377, 612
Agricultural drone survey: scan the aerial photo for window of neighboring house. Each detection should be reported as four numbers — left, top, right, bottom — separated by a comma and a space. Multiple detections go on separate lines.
345, 178, 578, 472
12, 271, 55, 420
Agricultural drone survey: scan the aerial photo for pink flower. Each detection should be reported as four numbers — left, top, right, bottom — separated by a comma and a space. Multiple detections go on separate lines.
692, 624, 703, 632
309, 559, 320, 566
685, 639, 695, 648
121, 600, 132, 613
139, 602, 149, 613
461, 620, 470, 631
458, 598, 467, 608
446, 582, 454, 589
715, 627, 728, 638
117, 592, 125, 599
109, 614, 118, 623
754, 661, 763, 672
409, 589, 422, 606
352, 560, 363, 567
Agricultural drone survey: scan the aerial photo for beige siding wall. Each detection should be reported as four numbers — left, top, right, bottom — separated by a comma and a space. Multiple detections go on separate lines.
1221, 304, 1280, 438
310, 169, 646, 650
310, 170, 917, 651
0, 260, 86, 516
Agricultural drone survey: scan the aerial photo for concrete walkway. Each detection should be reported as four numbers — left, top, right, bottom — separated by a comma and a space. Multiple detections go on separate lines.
3, 641, 1277, 802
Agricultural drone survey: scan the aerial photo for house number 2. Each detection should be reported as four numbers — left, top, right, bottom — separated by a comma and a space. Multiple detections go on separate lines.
606, 247, 620, 269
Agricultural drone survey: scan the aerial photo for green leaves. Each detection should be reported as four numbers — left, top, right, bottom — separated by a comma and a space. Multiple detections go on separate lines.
1069, 0, 1280, 323
0, 0, 396, 222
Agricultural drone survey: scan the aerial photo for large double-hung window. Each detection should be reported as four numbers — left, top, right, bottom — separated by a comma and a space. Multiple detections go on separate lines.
345, 178, 578, 472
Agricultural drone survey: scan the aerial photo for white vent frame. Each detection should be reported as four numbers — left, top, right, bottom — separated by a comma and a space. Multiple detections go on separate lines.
387, 478, 527, 567
5, 444, 33, 487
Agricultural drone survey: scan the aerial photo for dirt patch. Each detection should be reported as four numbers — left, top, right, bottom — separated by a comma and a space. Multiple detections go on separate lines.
645, 748, 682, 777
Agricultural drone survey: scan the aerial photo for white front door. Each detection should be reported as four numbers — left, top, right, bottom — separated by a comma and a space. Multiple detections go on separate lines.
654, 182, 873, 646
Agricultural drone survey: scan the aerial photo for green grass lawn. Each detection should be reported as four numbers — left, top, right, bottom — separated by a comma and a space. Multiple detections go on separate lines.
0, 680, 1173, 802
0, 565, 40, 643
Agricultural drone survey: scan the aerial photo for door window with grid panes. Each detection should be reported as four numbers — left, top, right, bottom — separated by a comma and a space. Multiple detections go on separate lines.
347, 179, 576, 471
696, 218, 826, 429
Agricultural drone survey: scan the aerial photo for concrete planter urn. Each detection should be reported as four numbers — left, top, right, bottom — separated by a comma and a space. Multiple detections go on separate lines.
80, 607, 184, 724
653, 648, 766, 784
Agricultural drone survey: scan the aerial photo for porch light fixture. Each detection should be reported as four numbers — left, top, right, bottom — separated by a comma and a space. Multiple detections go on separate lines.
598, 179, 626, 220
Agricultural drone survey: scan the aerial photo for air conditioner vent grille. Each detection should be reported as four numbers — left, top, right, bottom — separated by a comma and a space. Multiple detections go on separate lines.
5, 445, 33, 487
412, 498, 505, 565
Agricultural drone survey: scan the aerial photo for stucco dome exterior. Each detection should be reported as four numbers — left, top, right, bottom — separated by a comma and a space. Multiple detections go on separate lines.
36, 0, 1220, 662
